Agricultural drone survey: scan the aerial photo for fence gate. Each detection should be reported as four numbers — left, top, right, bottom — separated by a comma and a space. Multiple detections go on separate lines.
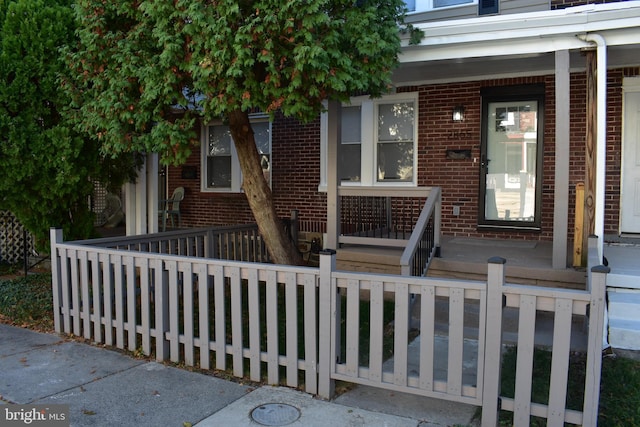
326, 269, 488, 407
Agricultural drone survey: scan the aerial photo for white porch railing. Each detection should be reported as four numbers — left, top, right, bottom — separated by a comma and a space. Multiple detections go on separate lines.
50, 229, 606, 426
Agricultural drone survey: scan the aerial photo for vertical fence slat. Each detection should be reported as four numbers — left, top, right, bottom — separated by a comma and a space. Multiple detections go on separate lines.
69, 249, 81, 336
182, 262, 194, 366
318, 251, 337, 399
513, 294, 537, 425
139, 258, 151, 356
248, 269, 261, 382
213, 265, 227, 371
167, 260, 180, 362
79, 251, 91, 340
304, 273, 318, 394
393, 282, 410, 387
230, 266, 244, 377
196, 263, 210, 370
419, 285, 436, 391
101, 253, 113, 346
154, 258, 169, 361
89, 252, 102, 343
345, 279, 360, 378
114, 255, 125, 349
285, 272, 298, 388
448, 287, 464, 396
547, 298, 573, 426
368, 280, 384, 383
266, 270, 279, 384
125, 256, 137, 351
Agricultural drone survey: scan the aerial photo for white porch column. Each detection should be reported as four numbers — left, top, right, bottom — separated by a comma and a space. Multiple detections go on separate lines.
146, 153, 159, 234
325, 100, 341, 250
125, 181, 136, 236
553, 49, 570, 269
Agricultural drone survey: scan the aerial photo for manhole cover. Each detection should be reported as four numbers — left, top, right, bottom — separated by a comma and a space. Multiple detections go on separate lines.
250, 403, 301, 426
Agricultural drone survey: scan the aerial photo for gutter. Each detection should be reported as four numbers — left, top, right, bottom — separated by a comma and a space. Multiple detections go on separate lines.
577, 33, 607, 264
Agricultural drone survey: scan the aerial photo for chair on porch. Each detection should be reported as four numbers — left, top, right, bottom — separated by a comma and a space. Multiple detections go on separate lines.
159, 187, 184, 231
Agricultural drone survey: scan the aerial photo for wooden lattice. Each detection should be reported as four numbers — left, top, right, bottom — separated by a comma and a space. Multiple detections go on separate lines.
0, 211, 35, 265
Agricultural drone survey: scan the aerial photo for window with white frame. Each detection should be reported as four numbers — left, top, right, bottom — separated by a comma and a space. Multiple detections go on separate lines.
321, 92, 418, 189
202, 115, 271, 192
404, 0, 474, 13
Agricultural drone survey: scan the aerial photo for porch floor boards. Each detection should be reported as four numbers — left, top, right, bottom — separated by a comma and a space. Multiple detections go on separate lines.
337, 235, 587, 289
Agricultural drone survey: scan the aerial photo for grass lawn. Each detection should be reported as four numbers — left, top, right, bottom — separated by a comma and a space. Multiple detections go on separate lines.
1, 270, 639, 426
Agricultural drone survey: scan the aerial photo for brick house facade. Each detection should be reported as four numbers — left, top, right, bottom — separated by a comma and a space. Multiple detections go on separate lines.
166, 66, 639, 241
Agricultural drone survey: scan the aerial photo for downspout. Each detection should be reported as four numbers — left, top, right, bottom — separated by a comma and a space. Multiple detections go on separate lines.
578, 33, 607, 264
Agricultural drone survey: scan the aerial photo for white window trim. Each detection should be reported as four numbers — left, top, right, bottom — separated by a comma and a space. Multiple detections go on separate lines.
201, 113, 271, 193
405, 0, 476, 14
319, 92, 419, 192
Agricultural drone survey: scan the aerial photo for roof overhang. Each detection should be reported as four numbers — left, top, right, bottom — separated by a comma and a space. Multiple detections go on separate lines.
394, 1, 640, 85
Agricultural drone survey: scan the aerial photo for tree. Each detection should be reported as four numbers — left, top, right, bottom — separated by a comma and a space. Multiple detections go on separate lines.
0, 0, 139, 250
69, 0, 409, 265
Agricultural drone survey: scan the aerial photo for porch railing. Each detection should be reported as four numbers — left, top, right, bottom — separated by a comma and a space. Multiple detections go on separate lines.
51, 230, 606, 426
338, 186, 441, 276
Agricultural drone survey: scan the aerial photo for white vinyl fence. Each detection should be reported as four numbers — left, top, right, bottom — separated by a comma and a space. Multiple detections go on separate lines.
50, 229, 607, 426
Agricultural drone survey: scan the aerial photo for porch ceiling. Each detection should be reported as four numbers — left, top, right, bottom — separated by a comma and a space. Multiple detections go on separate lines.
393, 44, 640, 86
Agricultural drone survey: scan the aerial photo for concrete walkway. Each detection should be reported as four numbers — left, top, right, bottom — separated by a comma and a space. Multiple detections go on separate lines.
0, 324, 478, 427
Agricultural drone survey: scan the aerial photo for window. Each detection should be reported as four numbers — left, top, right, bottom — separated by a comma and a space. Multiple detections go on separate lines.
320, 92, 418, 189
404, 0, 473, 13
202, 115, 271, 192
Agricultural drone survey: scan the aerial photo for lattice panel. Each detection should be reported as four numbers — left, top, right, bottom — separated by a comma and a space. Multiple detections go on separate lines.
0, 211, 35, 265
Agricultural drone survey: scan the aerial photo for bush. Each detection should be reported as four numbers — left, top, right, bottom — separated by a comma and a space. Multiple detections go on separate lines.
0, 274, 53, 331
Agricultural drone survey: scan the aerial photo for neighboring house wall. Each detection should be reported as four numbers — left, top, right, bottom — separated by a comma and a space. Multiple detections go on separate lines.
167, 66, 639, 242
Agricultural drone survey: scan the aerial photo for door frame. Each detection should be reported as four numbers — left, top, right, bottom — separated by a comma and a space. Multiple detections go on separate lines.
478, 84, 545, 230
620, 77, 640, 235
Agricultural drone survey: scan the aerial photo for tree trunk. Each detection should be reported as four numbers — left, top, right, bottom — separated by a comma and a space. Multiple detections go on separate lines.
227, 109, 303, 265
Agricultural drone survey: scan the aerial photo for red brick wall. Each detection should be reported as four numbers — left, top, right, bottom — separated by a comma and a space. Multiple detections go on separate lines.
168, 67, 639, 243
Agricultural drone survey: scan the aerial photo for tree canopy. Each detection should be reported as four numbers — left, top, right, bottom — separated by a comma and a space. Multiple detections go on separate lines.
69, 0, 410, 264
0, 0, 139, 249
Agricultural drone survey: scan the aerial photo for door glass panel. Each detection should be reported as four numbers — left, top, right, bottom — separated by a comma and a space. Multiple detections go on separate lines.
485, 100, 538, 222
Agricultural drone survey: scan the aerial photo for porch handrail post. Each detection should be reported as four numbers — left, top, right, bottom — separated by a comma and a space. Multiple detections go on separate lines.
481, 256, 506, 427
434, 187, 442, 251
318, 249, 336, 399
50, 228, 64, 333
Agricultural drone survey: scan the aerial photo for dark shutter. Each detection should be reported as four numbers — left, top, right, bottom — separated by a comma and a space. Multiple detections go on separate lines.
479, 0, 498, 15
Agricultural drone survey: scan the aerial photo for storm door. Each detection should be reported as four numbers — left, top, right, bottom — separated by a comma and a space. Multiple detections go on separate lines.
479, 88, 544, 229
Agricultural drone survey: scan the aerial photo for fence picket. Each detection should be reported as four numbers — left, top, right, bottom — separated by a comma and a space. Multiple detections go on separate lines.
266, 270, 279, 384
139, 257, 151, 355
513, 294, 536, 425
448, 287, 464, 396
247, 268, 261, 382
79, 251, 91, 340
230, 266, 244, 378
154, 258, 169, 360
303, 273, 318, 394
101, 253, 113, 346
393, 282, 410, 387
212, 264, 226, 371
419, 285, 436, 391
285, 272, 298, 388
345, 279, 360, 378
69, 249, 81, 336
114, 255, 125, 349
547, 298, 573, 426
167, 260, 180, 362
195, 263, 210, 370
125, 256, 137, 351
182, 262, 195, 366
368, 280, 384, 383
89, 252, 102, 342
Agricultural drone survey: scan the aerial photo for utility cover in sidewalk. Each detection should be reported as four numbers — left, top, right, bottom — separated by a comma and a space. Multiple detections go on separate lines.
250, 403, 300, 426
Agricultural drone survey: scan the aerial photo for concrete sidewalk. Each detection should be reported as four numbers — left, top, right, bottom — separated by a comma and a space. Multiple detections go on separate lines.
0, 324, 478, 427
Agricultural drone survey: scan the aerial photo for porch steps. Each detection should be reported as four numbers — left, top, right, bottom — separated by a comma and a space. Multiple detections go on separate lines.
607, 288, 640, 350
